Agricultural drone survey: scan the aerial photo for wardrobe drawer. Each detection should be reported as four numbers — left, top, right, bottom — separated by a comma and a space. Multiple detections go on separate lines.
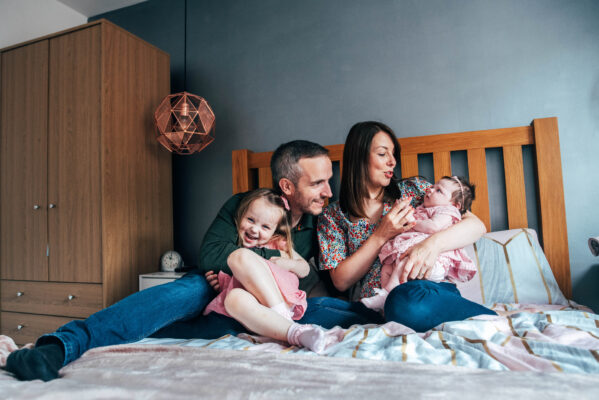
0, 312, 75, 345
1, 281, 102, 318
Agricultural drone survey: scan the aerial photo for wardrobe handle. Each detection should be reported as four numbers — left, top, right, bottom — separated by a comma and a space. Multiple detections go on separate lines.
17, 325, 24, 330
33, 205, 40, 210
16, 291, 24, 297
67, 295, 75, 301
49, 203, 56, 209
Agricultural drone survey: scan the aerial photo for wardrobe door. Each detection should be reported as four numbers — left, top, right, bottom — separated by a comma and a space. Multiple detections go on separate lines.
0, 41, 49, 281
48, 27, 102, 283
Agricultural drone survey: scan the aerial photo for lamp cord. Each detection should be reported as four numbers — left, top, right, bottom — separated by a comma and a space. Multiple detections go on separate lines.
184, 0, 187, 91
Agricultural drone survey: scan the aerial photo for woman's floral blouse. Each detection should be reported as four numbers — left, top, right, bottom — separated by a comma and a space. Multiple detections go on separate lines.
317, 177, 431, 301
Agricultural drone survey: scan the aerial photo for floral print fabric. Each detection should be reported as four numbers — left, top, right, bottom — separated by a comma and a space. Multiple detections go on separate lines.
317, 177, 431, 301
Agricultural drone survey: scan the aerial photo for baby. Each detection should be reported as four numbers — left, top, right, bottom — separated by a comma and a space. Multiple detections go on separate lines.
362, 176, 478, 311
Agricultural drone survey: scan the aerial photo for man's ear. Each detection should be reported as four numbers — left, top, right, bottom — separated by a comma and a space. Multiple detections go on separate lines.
278, 178, 294, 196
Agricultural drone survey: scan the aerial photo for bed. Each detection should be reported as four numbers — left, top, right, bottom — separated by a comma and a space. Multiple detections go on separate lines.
1, 117, 599, 399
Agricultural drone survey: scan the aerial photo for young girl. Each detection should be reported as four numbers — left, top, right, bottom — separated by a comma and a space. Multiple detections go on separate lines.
361, 176, 478, 311
203, 188, 343, 352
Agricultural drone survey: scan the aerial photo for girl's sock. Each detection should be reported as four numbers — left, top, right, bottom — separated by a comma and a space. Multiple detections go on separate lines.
5, 342, 64, 382
270, 302, 293, 321
286, 323, 344, 354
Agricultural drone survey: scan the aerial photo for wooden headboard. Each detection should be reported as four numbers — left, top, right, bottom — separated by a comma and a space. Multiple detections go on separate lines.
232, 117, 571, 297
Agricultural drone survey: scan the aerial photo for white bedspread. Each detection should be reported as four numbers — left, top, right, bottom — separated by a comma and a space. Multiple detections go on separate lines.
1, 304, 599, 399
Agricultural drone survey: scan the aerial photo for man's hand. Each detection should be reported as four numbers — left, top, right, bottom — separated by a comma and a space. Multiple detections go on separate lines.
205, 270, 220, 292
398, 237, 441, 284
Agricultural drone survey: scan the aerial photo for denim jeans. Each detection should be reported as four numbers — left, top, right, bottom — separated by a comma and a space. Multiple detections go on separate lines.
383, 280, 497, 332
152, 296, 385, 339
39, 270, 379, 365
38, 270, 214, 364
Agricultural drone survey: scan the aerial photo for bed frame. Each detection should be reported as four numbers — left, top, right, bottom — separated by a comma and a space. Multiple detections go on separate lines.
232, 117, 570, 298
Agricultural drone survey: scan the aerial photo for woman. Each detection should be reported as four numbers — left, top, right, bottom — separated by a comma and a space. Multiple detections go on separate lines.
317, 121, 496, 332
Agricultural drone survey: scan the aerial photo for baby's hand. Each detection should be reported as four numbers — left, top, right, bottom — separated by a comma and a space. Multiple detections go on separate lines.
205, 270, 220, 292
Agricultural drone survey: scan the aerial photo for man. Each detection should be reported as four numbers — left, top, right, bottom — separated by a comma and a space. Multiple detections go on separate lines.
5, 140, 380, 382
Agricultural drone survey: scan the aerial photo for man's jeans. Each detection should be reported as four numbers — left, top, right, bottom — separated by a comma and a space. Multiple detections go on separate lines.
38, 270, 382, 365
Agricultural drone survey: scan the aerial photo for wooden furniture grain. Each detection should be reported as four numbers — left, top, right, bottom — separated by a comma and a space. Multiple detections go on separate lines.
0, 20, 173, 344
231, 117, 571, 298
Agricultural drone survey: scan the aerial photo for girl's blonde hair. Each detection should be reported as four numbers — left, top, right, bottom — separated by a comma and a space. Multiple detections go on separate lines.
234, 188, 294, 257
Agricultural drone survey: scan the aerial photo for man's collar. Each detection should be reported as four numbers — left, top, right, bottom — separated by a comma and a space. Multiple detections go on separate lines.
294, 212, 316, 231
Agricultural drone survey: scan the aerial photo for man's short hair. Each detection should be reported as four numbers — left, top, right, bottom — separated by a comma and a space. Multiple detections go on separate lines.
271, 140, 329, 189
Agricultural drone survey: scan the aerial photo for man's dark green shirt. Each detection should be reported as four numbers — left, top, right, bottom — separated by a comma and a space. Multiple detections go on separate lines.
199, 192, 320, 292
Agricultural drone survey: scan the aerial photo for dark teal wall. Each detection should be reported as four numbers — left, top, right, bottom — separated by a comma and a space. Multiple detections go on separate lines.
93, 0, 599, 310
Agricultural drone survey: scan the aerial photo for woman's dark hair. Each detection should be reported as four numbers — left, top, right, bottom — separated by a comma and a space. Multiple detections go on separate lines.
339, 121, 401, 218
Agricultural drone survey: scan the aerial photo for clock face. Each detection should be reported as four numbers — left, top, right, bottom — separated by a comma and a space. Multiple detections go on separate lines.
161, 250, 183, 272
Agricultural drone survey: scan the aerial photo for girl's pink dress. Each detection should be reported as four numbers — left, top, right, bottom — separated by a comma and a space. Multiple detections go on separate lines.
378, 205, 477, 283
203, 246, 307, 320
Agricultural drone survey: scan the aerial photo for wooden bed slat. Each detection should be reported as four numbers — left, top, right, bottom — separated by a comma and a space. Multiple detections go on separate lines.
258, 167, 273, 189
232, 118, 571, 297
433, 151, 451, 182
533, 117, 571, 298
400, 154, 419, 178
232, 149, 253, 193
503, 145, 528, 229
467, 148, 491, 232
397, 126, 534, 154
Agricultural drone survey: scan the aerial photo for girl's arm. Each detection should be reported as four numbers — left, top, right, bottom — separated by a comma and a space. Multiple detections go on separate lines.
399, 211, 486, 283
269, 249, 310, 278
323, 199, 415, 292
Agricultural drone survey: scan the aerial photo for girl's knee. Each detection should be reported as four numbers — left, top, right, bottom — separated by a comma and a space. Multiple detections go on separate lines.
224, 288, 252, 317
227, 248, 253, 272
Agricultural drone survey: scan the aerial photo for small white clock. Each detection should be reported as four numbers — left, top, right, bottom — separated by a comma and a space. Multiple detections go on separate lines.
160, 250, 183, 272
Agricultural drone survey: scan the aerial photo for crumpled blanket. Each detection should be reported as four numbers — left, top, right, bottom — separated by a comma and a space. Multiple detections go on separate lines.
1, 302, 598, 398
0, 336, 32, 367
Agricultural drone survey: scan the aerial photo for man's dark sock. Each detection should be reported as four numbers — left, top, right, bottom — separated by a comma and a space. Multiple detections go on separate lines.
5, 342, 65, 381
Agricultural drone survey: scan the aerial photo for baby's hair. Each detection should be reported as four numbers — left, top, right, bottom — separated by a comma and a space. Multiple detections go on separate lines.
235, 188, 294, 257
441, 176, 475, 214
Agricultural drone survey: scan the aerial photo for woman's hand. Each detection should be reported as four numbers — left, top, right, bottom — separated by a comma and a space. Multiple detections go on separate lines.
398, 236, 441, 284
398, 210, 486, 283
373, 198, 416, 242
205, 270, 220, 292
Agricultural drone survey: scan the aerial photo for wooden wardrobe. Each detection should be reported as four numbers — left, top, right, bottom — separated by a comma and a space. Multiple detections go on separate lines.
0, 20, 173, 344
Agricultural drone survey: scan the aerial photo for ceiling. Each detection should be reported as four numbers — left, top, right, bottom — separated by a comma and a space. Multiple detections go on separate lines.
57, 0, 147, 17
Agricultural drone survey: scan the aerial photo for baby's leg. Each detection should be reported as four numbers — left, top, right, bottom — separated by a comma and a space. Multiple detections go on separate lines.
426, 263, 446, 282
224, 288, 291, 341
227, 248, 285, 308
360, 262, 398, 311
380, 263, 393, 289
383, 259, 405, 293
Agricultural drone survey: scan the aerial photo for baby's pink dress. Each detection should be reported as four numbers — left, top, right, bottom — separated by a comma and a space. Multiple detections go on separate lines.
203, 248, 307, 320
378, 205, 477, 284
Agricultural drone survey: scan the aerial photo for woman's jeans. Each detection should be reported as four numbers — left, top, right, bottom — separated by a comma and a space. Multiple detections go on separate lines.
38, 270, 383, 365
384, 280, 497, 332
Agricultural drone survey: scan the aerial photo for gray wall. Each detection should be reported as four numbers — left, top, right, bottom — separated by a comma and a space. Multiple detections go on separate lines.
94, 0, 599, 311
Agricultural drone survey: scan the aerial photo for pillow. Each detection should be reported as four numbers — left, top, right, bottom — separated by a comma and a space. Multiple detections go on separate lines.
457, 228, 568, 305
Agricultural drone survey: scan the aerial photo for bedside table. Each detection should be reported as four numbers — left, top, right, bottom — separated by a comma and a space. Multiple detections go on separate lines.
139, 271, 185, 291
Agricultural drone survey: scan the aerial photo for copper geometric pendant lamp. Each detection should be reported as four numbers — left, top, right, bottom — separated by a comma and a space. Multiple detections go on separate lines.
154, 91, 215, 155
